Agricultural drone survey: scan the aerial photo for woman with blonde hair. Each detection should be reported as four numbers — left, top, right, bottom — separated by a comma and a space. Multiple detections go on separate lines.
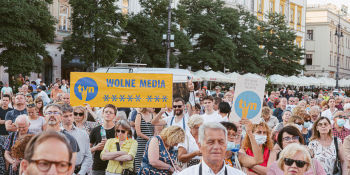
241, 121, 273, 174
277, 143, 312, 175
101, 120, 138, 175
138, 126, 185, 175
73, 105, 102, 134
308, 116, 346, 174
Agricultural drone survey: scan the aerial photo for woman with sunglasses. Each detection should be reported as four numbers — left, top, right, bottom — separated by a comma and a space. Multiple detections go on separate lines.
277, 143, 312, 175
267, 125, 325, 175
308, 116, 346, 175
101, 120, 137, 175
73, 106, 101, 134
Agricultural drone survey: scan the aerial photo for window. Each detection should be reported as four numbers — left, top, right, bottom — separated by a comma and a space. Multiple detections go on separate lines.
330, 31, 332, 42
307, 30, 313, 40
306, 54, 312, 65
258, 0, 263, 13
122, 0, 129, 15
58, 5, 69, 31
290, 5, 295, 24
297, 10, 301, 25
269, 0, 274, 13
279, 5, 284, 15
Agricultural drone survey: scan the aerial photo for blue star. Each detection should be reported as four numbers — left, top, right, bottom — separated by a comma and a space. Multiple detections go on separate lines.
146, 95, 153, 102
112, 95, 118, 101
154, 96, 160, 102
127, 95, 133, 102
119, 95, 125, 102
135, 95, 141, 102
103, 95, 110, 101
162, 96, 168, 102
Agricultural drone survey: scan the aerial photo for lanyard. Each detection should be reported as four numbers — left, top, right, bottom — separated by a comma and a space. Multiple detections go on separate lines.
170, 115, 186, 132
199, 163, 227, 175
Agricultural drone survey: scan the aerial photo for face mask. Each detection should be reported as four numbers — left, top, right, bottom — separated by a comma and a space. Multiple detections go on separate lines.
296, 124, 303, 131
304, 122, 311, 129
337, 119, 346, 127
227, 141, 236, 151
254, 134, 267, 145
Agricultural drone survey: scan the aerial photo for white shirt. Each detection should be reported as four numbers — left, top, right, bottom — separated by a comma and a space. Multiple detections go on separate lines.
179, 160, 246, 175
61, 84, 69, 93
344, 119, 350, 130
178, 133, 201, 160
163, 114, 190, 132
162, 110, 174, 118
321, 108, 338, 121
37, 91, 50, 104
201, 111, 221, 123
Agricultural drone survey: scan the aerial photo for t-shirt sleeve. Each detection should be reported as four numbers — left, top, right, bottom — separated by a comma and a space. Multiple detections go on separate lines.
89, 127, 97, 144
4, 111, 13, 121
128, 140, 138, 158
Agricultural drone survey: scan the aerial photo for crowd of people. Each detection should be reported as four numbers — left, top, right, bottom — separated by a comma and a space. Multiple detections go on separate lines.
0, 76, 350, 175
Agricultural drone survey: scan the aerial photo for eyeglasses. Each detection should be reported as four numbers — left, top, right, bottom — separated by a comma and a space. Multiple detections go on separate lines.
173, 105, 183, 108
45, 111, 61, 116
116, 129, 126, 134
73, 112, 84, 116
104, 111, 114, 114
29, 159, 71, 173
317, 122, 329, 127
284, 158, 308, 168
27, 103, 35, 108
282, 136, 299, 142
289, 100, 294, 102
335, 115, 348, 119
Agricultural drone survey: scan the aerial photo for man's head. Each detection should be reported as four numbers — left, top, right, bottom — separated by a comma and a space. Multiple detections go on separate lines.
215, 86, 221, 93
43, 104, 63, 128
173, 98, 185, 116
288, 97, 294, 105
1, 94, 11, 107
218, 102, 231, 115
213, 97, 222, 111
333, 111, 346, 128
203, 96, 214, 113
198, 122, 227, 166
62, 79, 66, 85
15, 93, 26, 106
53, 83, 59, 90
26, 103, 37, 118
15, 114, 30, 135
20, 131, 73, 175
61, 104, 74, 126
102, 104, 117, 122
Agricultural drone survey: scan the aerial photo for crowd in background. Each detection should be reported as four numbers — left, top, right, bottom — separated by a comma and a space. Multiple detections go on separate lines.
0, 75, 350, 175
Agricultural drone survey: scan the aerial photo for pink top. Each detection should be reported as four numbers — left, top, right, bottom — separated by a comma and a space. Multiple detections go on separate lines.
267, 159, 326, 175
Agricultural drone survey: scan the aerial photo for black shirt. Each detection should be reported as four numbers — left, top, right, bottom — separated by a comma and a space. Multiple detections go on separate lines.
5, 109, 27, 123
0, 107, 12, 135
89, 125, 115, 171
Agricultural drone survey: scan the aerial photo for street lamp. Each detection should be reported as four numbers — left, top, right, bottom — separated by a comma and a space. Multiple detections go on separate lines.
335, 9, 346, 89
165, 0, 174, 68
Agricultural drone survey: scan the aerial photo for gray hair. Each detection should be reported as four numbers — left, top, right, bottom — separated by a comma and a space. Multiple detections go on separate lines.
187, 114, 204, 128
15, 114, 30, 126
61, 104, 73, 113
116, 111, 127, 121
198, 122, 227, 144
43, 103, 62, 115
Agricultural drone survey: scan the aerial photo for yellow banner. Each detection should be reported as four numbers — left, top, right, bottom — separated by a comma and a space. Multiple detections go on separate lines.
70, 72, 173, 108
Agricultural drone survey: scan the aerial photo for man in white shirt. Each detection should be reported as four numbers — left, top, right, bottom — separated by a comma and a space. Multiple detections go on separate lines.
201, 96, 221, 123
152, 98, 190, 132
179, 122, 245, 175
36, 86, 50, 105
61, 79, 69, 93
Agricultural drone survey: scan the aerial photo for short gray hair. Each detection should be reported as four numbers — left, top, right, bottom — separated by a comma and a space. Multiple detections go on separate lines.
61, 104, 73, 113
15, 114, 30, 126
187, 114, 203, 128
43, 103, 62, 115
116, 111, 127, 121
198, 122, 227, 144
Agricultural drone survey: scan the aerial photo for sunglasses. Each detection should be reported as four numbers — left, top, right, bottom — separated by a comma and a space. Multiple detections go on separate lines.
173, 105, 183, 108
284, 158, 308, 168
335, 115, 348, 119
116, 129, 126, 134
73, 112, 84, 116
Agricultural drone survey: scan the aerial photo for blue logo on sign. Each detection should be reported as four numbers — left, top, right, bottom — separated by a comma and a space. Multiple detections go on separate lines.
74, 77, 98, 101
234, 91, 261, 119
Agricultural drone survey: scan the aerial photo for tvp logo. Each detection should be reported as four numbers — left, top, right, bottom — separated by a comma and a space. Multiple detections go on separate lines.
234, 91, 261, 119
74, 77, 98, 101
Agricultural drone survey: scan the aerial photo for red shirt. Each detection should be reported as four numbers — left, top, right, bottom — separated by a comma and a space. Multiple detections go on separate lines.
332, 126, 350, 142
246, 146, 270, 172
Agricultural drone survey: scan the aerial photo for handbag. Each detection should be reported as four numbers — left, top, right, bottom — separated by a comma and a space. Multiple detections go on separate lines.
159, 137, 180, 174
333, 137, 342, 175
116, 142, 136, 175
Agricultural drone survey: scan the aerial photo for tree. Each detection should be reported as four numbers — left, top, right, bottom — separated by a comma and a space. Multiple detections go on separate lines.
176, 0, 237, 71
0, 0, 55, 77
61, 0, 125, 68
121, 0, 191, 68
258, 13, 304, 76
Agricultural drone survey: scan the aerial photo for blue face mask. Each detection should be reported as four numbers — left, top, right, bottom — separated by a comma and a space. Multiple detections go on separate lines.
304, 122, 311, 129
227, 141, 236, 151
337, 119, 346, 127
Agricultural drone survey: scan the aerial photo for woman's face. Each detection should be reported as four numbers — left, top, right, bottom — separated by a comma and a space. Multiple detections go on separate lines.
233, 122, 242, 135
282, 132, 300, 149
253, 126, 267, 136
283, 111, 292, 123
328, 99, 336, 108
190, 124, 201, 138
73, 109, 85, 123
321, 105, 328, 111
36, 101, 43, 109
116, 125, 128, 141
283, 151, 309, 175
316, 119, 331, 134
227, 129, 236, 142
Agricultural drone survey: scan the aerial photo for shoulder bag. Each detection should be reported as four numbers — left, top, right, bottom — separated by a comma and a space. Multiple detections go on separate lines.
333, 137, 342, 175
116, 141, 136, 175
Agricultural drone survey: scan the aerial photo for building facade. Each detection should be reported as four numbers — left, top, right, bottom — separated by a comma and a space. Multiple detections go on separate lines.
305, 4, 350, 78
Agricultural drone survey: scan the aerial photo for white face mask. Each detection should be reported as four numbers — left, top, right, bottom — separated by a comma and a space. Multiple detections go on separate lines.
296, 124, 303, 131
254, 134, 267, 145
227, 141, 236, 151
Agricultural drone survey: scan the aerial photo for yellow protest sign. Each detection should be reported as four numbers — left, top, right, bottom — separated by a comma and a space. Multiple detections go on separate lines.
70, 72, 173, 108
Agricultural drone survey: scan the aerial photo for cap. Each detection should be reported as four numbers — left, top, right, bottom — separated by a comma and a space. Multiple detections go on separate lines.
203, 86, 207, 89
215, 86, 221, 90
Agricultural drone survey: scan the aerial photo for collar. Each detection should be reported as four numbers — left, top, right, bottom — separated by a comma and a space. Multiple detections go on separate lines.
202, 159, 226, 175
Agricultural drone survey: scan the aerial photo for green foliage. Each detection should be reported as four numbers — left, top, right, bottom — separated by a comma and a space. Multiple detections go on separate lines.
258, 13, 305, 76
121, 0, 192, 67
61, 0, 125, 67
0, 0, 55, 76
